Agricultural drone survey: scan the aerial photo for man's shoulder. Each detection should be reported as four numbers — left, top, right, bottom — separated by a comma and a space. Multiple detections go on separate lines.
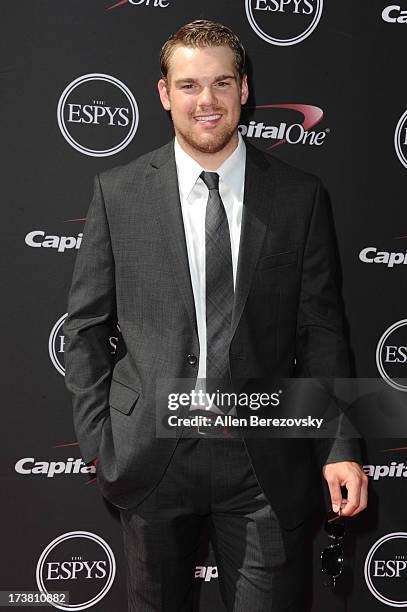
245, 139, 321, 189
98, 140, 174, 186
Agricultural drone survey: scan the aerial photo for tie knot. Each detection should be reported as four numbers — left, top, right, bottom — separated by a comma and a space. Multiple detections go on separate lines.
200, 171, 219, 192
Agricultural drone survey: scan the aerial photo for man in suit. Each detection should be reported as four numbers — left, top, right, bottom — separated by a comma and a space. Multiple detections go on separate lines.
64, 19, 368, 612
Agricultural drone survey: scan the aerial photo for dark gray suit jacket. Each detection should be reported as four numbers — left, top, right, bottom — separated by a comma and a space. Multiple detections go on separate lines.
63, 139, 360, 529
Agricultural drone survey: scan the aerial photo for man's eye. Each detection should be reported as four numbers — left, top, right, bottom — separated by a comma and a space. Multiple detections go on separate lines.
182, 84, 195, 90
216, 82, 229, 87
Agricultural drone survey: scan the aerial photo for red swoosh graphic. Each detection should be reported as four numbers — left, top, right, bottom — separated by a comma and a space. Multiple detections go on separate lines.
107, 0, 128, 9
52, 441, 96, 484
381, 446, 407, 452
52, 441, 79, 448
247, 103, 324, 149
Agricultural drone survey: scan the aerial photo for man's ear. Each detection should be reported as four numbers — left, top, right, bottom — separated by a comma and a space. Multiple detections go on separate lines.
240, 73, 249, 106
158, 78, 171, 111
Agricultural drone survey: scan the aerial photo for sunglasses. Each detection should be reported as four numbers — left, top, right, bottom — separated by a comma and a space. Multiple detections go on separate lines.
321, 509, 346, 588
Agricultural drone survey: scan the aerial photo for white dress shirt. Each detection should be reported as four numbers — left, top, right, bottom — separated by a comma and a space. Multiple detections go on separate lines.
174, 132, 246, 412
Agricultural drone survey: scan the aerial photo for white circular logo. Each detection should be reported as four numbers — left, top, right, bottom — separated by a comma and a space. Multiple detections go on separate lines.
49, 315, 121, 376
245, 0, 323, 46
36, 531, 116, 610
365, 532, 407, 607
395, 110, 407, 169
57, 73, 139, 157
49, 313, 67, 376
376, 319, 407, 392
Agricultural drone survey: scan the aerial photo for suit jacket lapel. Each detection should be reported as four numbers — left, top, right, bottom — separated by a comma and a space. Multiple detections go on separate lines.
143, 138, 276, 342
147, 140, 198, 335
231, 141, 276, 340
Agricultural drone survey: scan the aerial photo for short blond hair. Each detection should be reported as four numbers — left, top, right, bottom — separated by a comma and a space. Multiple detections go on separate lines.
160, 19, 246, 82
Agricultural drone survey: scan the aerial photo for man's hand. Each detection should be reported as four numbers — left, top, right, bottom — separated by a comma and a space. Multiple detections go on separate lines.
322, 461, 368, 517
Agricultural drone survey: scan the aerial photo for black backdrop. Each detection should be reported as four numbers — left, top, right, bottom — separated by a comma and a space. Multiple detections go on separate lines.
1, 1, 407, 610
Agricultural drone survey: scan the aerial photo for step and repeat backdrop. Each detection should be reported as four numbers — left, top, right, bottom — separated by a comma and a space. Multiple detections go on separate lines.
1, 1, 406, 610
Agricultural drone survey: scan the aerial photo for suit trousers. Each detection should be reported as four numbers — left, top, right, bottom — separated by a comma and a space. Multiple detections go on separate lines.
119, 437, 307, 612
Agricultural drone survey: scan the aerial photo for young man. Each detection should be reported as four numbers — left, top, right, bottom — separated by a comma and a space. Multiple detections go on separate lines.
64, 20, 368, 611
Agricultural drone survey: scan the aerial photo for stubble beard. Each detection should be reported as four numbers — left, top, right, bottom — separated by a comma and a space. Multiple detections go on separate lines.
176, 114, 239, 155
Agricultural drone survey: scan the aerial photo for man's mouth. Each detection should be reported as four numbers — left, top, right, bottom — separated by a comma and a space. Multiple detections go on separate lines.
194, 114, 222, 123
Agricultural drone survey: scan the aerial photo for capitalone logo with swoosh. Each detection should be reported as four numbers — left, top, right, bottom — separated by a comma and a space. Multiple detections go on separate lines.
358, 233, 407, 268
106, 0, 170, 9
239, 103, 327, 148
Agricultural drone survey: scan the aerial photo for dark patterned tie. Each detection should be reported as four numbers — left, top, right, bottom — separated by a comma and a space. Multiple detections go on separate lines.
201, 171, 234, 409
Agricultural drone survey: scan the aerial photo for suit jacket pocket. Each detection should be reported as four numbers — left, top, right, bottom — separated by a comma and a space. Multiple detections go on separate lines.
257, 249, 298, 271
109, 379, 140, 415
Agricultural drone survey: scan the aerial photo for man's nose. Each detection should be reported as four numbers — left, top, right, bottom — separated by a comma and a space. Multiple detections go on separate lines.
197, 86, 218, 108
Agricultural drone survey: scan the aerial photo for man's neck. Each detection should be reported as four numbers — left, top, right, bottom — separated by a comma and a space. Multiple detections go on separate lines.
175, 132, 239, 171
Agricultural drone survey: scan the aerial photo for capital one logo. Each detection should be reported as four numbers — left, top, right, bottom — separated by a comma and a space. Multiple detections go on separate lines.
376, 320, 407, 392
364, 462, 407, 480
239, 103, 327, 148
36, 531, 116, 610
365, 533, 407, 607
57, 73, 139, 157
395, 110, 407, 169
49, 314, 120, 376
245, 0, 323, 46
25, 230, 83, 253
359, 246, 407, 268
195, 566, 218, 581
382, 5, 407, 23
15, 456, 95, 478
107, 0, 170, 8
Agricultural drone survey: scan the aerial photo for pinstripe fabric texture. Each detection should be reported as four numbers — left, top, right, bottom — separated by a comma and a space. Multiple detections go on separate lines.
202, 171, 234, 402
119, 438, 307, 612
64, 139, 361, 528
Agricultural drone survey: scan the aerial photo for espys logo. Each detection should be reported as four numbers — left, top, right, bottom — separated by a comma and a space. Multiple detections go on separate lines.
376, 320, 407, 392
395, 109, 407, 169
49, 314, 120, 376
365, 533, 407, 607
107, 0, 170, 9
36, 531, 115, 611
382, 5, 407, 23
239, 103, 327, 148
245, 0, 323, 46
57, 74, 139, 157
49, 314, 68, 376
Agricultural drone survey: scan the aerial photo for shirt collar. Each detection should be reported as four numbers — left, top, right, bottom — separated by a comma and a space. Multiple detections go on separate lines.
174, 131, 246, 202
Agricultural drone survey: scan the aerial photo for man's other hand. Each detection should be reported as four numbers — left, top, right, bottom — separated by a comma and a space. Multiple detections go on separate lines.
322, 461, 368, 517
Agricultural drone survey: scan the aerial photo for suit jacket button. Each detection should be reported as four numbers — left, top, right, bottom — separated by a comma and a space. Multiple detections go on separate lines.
187, 354, 198, 366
